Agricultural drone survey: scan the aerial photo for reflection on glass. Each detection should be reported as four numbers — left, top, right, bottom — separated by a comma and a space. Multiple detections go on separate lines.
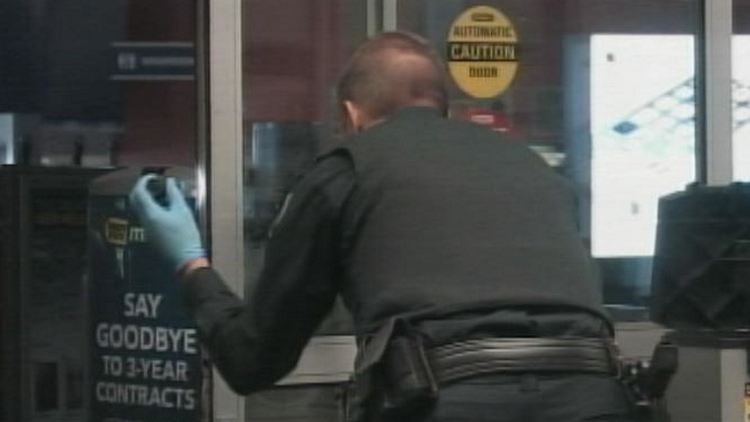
244, 122, 318, 243
240, 2, 365, 419
240, 0, 366, 322
241, 0, 360, 252
0, 1, 199, 419
0, 4, 198, 167
396, 0, 701, 310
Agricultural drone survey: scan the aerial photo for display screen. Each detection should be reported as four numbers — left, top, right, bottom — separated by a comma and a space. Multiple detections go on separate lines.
590, 35, 696, 258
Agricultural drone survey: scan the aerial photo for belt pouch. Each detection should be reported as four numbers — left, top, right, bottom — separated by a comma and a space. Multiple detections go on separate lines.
382, 335, 438, 411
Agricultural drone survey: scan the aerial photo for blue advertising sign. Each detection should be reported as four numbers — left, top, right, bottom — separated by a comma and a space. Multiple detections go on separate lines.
87, 170, 202, 422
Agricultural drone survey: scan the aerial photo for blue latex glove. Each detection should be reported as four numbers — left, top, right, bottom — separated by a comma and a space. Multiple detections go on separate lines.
129, 174, 206, 272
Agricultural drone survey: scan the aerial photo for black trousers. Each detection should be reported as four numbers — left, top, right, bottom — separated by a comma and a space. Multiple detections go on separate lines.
384, 373, 635, 422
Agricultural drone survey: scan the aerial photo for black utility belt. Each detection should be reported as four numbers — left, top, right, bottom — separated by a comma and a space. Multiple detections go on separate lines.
381, 336, 619, 407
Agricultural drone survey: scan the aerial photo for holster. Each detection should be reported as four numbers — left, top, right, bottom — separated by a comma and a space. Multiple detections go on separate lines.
381, 335, 438, 411
341, 318, 435, 422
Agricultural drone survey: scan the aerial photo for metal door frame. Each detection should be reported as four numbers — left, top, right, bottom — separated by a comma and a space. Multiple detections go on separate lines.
204, 1, 736, 420
205, 1, 245, 421
205, 1, 385, 421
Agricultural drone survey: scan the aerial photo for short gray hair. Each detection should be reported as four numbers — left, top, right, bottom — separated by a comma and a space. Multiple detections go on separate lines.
336, 31, 448, 121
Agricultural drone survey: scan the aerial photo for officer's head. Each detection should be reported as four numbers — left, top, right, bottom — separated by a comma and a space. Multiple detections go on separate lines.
336, 31, 448, 135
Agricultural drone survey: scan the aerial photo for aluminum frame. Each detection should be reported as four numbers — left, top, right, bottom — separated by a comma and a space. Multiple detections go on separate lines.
704, 0, 734, 185
207, 1, 245, 422
204, 0, 740, 420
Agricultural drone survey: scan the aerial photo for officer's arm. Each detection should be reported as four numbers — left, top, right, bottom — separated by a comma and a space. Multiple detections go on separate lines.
131, 158, 353, 395
182, 174, 346, 394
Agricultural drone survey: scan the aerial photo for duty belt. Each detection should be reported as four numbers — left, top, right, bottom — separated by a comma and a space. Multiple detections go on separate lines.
381, 336, 619, 407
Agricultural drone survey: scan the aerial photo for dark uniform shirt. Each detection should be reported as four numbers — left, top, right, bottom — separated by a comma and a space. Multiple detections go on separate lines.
182, 107, 612, 395
182, 154, 355, 392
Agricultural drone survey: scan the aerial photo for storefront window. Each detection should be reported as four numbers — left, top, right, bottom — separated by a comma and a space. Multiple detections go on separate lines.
0, 1, 199, 168
396, 0, 702, 313
240, 1, 367, 420
0, 1, 200, 420
242, 0, 366, 329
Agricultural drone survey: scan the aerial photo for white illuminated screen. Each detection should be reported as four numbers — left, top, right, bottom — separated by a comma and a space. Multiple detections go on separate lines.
590, 35, 695, 257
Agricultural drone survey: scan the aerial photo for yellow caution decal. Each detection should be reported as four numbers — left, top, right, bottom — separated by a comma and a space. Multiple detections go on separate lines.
447, 6, 519, 98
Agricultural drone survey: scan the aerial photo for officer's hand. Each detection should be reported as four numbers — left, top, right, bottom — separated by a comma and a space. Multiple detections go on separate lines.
129, 174, 206, 272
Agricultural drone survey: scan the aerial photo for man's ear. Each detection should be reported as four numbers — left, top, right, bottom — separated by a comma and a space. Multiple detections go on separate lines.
343, 100, 365, 134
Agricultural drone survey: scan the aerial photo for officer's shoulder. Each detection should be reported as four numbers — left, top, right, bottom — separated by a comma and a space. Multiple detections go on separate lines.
290, 148, 354, 192
315, 147, 354, 172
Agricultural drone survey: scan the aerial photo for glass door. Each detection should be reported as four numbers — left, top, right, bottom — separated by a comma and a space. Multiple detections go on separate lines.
237, 1, 370, 421
395, 0, 703, 317
216, 0, 734, 420
0, 1, 206, 421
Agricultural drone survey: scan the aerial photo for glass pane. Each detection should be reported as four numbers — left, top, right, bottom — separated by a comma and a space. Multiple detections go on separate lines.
0, 1, 199, 168
242, 0, 366, 331
397, 0, 701, 315
240, 1, 366, 420
734, 1, 750, 180
0, 1, 200, 420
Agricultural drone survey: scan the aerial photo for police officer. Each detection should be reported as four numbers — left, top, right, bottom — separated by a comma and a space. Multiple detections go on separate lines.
130, 32, 634, 421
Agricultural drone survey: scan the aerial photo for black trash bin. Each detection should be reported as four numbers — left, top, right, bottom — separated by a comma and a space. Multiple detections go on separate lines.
651, 182, 750, 329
